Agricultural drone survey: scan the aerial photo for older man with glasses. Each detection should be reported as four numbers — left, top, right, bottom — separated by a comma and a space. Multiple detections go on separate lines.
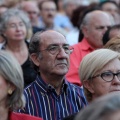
18, 30, 87, 120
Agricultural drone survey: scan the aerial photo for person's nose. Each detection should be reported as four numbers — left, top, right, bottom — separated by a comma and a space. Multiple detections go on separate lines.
112, 75, 120, 85
16, 25, 21, 31
57, 47, 69, 58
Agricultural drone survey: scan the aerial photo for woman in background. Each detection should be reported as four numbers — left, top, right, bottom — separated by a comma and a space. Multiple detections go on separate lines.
103, 24, 120, 45
0, 8, 36, 87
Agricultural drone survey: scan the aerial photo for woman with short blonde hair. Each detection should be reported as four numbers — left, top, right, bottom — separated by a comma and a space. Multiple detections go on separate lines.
79, 49, 120, 102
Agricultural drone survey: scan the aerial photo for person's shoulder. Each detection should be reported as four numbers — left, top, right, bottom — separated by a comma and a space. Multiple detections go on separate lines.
67, 81, 83, 91
10, 112, 42, 120
24, 81, 34, 90
23, 76, 42, 98
72, 42, 81, 48
72, 41, 83, 53
24, 80, 37, 95
24, 78, 38, 89
66, 81, 87, 104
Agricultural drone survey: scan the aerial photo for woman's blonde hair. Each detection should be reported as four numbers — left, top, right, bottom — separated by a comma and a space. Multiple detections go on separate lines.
104, 35, 120, 52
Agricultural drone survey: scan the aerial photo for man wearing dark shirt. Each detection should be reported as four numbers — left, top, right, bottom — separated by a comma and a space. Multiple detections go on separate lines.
18, 30, 87, 120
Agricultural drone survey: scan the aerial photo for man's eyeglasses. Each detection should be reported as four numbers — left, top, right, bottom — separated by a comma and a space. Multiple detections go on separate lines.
90, 71, 120, 82
39, 45, 74, 55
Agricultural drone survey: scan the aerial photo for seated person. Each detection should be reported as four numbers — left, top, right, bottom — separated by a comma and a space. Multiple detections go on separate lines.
66, 10, 113, 86
18, 30, 87, 120
104, 35, 120, 52
75, 91, 120, 120
0, 8, 37, 87
103, 24, 120, 45
79, 48, 120, 102
0, 51, 42, 120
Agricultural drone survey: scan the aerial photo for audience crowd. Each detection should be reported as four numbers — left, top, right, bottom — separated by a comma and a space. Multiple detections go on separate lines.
0, 0, 120, 120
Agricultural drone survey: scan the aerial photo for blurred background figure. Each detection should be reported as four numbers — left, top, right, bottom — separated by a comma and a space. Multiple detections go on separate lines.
0, 33, 5, 49
20, 0, 43, 34
38, 0, 68, 35
110, 0, 120, 6
0, 3, 8, 49
54, 0, 79, 33
79, 49, 120, 102
99, 1, 120, 25
0, 8, 36, 87
75, 92, 120, 120
66, 5, 88, 46
1, 0, 21, 9
55, 0, 65, 14
104, 35, 120, 52
62, 0, 78, 20
38, 0, 57, 30
0, 51, 42, 120
0, 5, 7, 15
103, 24, 120, 45
66, 2, 100, 46
66, 10, 113, 86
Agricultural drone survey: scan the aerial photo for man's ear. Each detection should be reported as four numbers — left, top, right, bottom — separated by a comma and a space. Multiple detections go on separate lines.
81, 26, 89, 38
30, 53, 40, 67
83, 80, 95, 94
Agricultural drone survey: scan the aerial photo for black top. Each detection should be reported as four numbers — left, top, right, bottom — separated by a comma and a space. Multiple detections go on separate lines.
21, 57, 37, 87
2, 41, 37, 87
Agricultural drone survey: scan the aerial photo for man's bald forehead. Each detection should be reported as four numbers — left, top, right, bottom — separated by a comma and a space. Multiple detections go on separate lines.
82, 10, 113, 27
24, 0, 37, 4
87, 10, 110, 19
22, 1, 38, 6
40, 30, 65, 38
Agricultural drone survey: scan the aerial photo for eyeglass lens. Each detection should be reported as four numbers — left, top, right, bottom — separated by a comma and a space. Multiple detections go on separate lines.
101, 72, 120, 81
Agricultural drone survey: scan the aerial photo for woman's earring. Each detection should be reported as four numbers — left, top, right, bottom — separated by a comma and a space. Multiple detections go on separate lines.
8, 89, 13, 95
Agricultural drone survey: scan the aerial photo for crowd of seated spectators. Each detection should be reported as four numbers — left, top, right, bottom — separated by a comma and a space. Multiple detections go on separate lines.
0, 0, 120, 120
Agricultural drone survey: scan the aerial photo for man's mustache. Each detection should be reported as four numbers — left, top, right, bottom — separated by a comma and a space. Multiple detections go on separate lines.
47, 14, 54, 18
56, 59, 68, 65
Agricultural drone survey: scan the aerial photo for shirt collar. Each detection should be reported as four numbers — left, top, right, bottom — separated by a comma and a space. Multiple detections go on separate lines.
36, 75, 68, 95
81, 38, 94, 51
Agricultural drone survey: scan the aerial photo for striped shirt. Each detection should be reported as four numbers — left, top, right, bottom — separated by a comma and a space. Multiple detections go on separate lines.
18, 75, 87, 120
